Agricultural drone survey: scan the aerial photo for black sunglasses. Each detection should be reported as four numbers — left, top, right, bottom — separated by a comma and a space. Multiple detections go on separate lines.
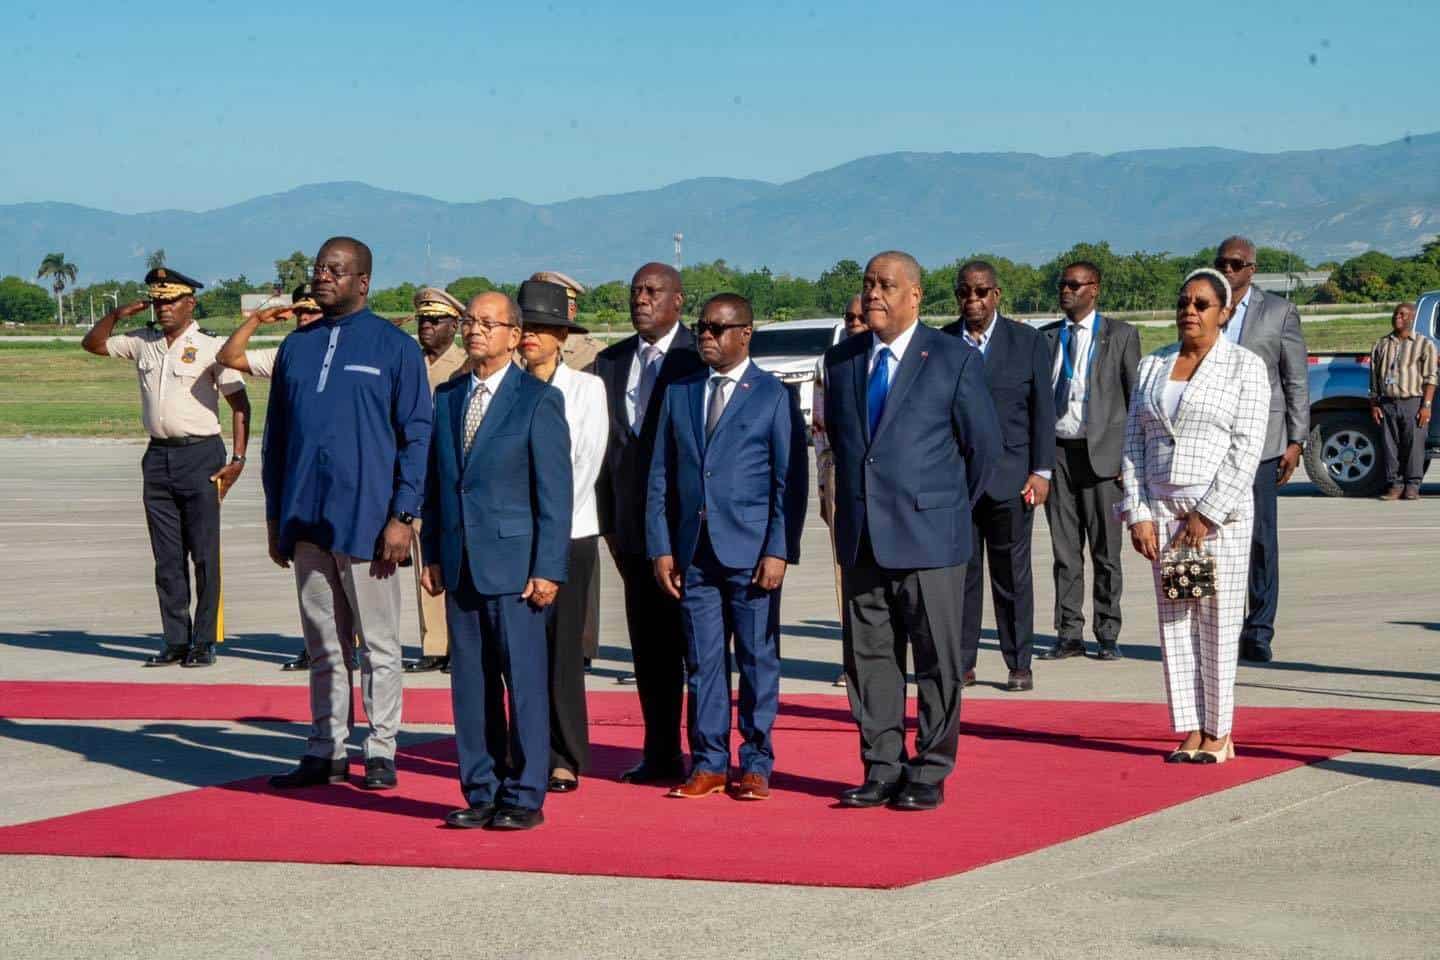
1057, 279, 1096, 291
694, 320, 751, 337
1214, 257, 1255, 272
954, 284, 997, 300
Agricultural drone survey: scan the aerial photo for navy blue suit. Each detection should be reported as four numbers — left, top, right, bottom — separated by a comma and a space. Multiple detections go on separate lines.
423, 365, 572, 811
823, 322, 1002, 784
646, 361, 808, 777
941, 315, 1056, 676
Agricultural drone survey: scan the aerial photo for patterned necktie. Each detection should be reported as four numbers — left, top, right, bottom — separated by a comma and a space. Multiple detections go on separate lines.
705, 374, 730, 441
867, 347, 892, 437
463, 382, 489, 456
633, 344, 660, 434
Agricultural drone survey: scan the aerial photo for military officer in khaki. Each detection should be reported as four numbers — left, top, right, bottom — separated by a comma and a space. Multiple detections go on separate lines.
531, 271, 603, 371
82, 267, 251, 667
404, 286, 470, 672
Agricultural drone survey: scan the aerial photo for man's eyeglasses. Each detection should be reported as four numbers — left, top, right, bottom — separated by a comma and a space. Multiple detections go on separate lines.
460, 319, 516, 334
311, 263, 362, 279
843, 312, 865, 324
694, 320, 751, 337
1213, 257, 1256, 273
954, 285, 997, 300
1057, 279, 1096, 292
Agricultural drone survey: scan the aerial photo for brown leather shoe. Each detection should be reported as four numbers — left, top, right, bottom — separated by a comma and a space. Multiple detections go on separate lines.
1381, 486, 1404, 501
961, 669, 976, 687
667, 770, 728, 799
1403, 483, 1421, 500
730, 772, 771, 801
1006, 669, 1034, 692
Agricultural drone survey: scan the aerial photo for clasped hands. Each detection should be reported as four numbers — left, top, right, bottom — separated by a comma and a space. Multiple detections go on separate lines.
1129, 510, 1215, 562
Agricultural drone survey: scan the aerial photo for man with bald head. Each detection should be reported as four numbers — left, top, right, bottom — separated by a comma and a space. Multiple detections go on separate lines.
593, 262, 705, 784
1212, 235, 1309, 661
823, 251, 1001, 810
263, 236, 433, 792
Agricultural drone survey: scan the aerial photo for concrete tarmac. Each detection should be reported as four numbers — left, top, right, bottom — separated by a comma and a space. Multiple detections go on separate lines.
0, 439, 1437, 959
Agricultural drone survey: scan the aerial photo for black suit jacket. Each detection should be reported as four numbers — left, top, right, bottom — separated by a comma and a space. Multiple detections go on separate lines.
592, 325, 706, 556
1040, 313, 1140, 478
941, 315, 1056, 501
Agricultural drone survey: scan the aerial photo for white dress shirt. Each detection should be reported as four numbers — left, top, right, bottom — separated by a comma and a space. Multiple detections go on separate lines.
960, 313, 998, 355
548, 362, 609, 539
625, 322, 681, 430
469, 360, 511, 403
702, 357, 751, 435
868, 318, 920, 381
1052, 310, 1097, 439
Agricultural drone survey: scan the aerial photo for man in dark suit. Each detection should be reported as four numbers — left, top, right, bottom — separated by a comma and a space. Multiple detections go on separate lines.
647, 294, 808, 802
941, 261, 1056, 692
421, 290, 572, 831
1039, 261, 1141, 662
824, 251, 1001, 812
592, 263, 706, 783
1213, 236, 1310, 663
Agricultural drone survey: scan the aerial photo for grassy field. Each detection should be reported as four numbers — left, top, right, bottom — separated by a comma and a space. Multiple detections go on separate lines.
0, 315, 1396, 437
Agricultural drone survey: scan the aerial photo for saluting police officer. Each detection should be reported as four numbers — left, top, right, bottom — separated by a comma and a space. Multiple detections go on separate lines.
82, 267, 251, 667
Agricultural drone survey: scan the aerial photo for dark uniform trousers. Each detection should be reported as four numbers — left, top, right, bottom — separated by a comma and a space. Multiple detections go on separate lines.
141, 435, 226, 653
615, 550, 686, 764
1243, 457, 1281, 650
961, 493, 1035, 674
1046, 439, 1124, 645
548, 535, 598, 775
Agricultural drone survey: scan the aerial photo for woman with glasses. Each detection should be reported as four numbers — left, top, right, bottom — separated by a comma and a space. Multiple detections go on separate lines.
1120, 269, 1270, 764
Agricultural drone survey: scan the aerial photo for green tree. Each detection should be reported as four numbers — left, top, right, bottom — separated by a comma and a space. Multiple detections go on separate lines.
146, 249, 166, 270
1255, 247, 1310, 273
1333, 251, 1399, 301
578, 280, 628, 315
369, 283, 420, 314
0, 276, 56, 325
446, 275, 498, 304
36, 252, 78, 325
195, 276, 269, 317
816, 259, 863, 313
275, 250, 312, 291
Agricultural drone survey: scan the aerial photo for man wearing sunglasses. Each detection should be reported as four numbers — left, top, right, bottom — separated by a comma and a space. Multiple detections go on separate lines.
1212, 235, 1309, 663
646, 294, 808, 801
941, 261, 1056, 691
1039, 261, 1140, 663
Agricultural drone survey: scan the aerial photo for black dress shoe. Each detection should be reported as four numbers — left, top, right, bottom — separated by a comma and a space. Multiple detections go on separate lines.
1095, 643, 1125, 661
143, 647, 188, 667
1040, 641, 1086, 660
1241, 641, 1273, 663
182, 646, 216, 668
487, 805, 545, 830
362, 757, 397, 790
620, 758, 685, 784
837, 779, 900, 808
440, 659, 452, 674
445, 804, 497, 829
269, 756, 348, 789
548, 774, 580, 793
890, 781, 944, 811
404, 655, 448, 673
280, 649, 311, 671
1006, 669, 1034, 692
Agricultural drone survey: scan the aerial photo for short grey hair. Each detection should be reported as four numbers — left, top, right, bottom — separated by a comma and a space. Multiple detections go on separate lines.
866, 250, 924, 285
1217, 235, 1256, 259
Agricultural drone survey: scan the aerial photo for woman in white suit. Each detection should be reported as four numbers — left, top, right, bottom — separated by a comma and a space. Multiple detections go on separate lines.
517, 281, 610, 792
1120, 269, 1270, 764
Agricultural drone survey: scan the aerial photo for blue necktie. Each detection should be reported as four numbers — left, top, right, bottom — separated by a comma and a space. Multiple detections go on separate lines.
867, 347, 892, 437
1054, 324, 1077, 414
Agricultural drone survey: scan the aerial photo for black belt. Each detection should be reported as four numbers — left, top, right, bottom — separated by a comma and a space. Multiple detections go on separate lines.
148, 435, 221, 447
1057, 438, 1089, 449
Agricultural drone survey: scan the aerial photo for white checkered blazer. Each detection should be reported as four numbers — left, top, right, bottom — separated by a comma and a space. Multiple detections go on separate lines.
1120, 335, 1271, 526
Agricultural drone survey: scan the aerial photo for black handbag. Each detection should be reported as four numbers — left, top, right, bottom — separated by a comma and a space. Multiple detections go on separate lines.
1160, 546, 1217, 600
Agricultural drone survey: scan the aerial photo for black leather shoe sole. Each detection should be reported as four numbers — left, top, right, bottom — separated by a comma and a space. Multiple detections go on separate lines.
445, 805, 498, 829
1095, 646, 1124, 661
181, 649, 216, 668
487, 807, 545, 830
280, 656, 310, 672
548, 776, 580, 793
404, 657, 447, 673
143, 650, 188, 667
889, 792, 944, 811
837, 782, 899, 808
268, 766, 348, 789
1039, 644, 1085, 660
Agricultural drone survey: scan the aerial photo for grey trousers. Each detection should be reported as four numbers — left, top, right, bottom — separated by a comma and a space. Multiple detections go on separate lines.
293, 540, 404, 761
1046, 441, 1124, 644
1380, 396, 1426, 486
841, 559, 966, 785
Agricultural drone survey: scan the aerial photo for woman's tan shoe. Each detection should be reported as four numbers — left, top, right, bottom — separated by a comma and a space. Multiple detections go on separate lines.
1193, 738, 1236, 764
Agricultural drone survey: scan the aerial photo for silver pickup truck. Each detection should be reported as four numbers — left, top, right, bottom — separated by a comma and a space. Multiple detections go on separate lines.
1305, 289, 1440, 496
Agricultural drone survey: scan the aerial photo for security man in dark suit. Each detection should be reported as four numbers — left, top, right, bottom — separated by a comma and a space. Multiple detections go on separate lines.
941, 261, 1056, 692
824, 251, 1001, 812
81, 267, 251, 668
592, 263, 706, 784
646, 293, 808, 802
422, 290, 572, 831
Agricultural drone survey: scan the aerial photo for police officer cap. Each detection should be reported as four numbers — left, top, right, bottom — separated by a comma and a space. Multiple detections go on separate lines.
144, 266, 204, 302
291, 282, 321, 313
529, 270, 587, 299
413, 286, 465, 321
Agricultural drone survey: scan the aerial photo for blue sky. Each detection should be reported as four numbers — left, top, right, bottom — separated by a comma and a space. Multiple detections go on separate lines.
4, 0, 1437, 212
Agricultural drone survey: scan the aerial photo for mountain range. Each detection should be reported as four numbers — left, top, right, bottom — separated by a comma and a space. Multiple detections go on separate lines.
3, 133, 1438, 287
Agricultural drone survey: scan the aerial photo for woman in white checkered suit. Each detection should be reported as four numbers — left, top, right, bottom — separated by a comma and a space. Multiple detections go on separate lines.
1120, 269, 1270, 764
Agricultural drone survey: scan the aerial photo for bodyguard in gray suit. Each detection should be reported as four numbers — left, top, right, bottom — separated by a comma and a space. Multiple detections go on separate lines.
1213, 236, 1309, 662
1039, 262, 1141, 661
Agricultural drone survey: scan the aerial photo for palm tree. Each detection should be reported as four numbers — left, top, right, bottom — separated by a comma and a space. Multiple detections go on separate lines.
37, 252, 78, 326
146, 249, 166, 270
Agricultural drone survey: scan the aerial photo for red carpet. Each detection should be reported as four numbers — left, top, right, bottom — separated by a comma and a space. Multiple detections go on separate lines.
2, 682, 1438, 888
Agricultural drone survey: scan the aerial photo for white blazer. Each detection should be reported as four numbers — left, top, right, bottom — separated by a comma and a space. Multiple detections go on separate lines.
550, 362, 609, 539
1120, 335, 1270, 527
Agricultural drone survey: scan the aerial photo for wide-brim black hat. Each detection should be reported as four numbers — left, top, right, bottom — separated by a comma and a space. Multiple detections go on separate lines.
517, 279, 588, 334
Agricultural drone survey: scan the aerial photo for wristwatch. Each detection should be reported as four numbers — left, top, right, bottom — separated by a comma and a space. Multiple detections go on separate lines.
394, 511, 416, 524
230, 454, 246, 464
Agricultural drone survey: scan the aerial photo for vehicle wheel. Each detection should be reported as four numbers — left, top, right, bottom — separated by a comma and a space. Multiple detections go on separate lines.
1303, 412, 1385, 498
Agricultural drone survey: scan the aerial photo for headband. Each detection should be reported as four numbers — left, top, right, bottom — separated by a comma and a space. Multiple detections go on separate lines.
1183, 268, 1232, 308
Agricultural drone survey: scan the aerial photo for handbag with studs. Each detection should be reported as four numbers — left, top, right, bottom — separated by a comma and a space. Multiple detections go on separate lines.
1160, 546, 1217, 601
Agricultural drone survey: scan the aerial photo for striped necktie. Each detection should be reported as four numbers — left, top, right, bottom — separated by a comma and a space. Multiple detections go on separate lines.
463, 383, 489, 456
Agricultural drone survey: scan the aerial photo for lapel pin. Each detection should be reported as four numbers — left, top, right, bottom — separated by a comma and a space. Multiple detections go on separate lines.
740, 382, 751, 389
920, 351, 929, 359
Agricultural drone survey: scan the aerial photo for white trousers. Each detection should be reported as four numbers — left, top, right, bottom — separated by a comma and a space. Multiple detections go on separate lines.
1147, 495, 1252, 739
